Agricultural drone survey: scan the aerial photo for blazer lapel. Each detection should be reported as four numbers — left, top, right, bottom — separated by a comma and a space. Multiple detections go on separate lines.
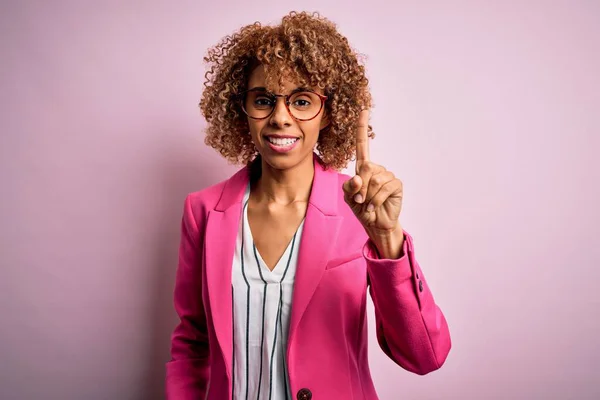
204, 166, 249, 381
287, 154, 343, 357
204, 153, 343, 381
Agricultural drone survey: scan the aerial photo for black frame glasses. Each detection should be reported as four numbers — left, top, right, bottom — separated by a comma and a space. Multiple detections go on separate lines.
236, 87, 328, 121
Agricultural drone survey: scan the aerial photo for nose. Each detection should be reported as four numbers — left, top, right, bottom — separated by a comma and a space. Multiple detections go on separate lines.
269, 96, 292, 128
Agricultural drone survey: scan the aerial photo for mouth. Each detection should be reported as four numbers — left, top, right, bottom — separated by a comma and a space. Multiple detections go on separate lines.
263, 135, 300, 153
264, 135, 300, 146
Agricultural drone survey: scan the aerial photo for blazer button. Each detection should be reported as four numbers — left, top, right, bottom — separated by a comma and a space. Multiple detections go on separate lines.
297, 388, 312, 400
419, 280, 423, 292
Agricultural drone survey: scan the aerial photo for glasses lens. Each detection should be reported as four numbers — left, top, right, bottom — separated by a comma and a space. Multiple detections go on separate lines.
288, 91, 322, 120
243, 91, 274, 119
243, 91, 322, 120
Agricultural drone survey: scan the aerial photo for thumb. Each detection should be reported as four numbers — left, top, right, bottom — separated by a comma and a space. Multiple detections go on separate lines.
343, 175, 362, 196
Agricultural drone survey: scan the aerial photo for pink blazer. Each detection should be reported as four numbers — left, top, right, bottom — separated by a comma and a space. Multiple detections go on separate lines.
166, 154, 451, 399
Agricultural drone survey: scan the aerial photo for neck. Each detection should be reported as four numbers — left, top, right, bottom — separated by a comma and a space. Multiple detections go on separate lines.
252, 153, 315, 206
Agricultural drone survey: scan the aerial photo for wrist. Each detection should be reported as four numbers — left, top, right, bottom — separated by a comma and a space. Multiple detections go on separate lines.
366, 224, 405, 259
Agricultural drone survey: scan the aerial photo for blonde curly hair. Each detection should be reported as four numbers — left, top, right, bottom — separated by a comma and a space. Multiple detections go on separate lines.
199, 11, 374, 170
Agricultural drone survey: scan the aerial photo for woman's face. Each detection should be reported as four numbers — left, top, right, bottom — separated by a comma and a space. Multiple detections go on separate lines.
245, 64, 329, 171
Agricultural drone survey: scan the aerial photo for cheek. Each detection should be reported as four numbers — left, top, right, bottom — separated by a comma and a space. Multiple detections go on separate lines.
248, 120, 266, 139
304, 122, 323, 140
248, 118, 263, 131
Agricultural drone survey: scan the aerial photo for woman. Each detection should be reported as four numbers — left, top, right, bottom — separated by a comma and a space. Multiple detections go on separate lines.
166, 11, 451, 400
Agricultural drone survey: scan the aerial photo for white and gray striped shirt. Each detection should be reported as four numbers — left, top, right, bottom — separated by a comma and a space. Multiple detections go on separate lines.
231, 182, 305, 400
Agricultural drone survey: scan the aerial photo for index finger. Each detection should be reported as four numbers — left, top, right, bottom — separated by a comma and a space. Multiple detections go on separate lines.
355, 109, 370, 167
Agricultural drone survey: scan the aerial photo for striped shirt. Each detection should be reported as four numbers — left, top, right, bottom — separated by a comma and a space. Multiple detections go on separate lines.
231, 182, 305, 400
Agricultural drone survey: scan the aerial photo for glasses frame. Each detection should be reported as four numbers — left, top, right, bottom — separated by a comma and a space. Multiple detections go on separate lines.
236, 87, 328, 122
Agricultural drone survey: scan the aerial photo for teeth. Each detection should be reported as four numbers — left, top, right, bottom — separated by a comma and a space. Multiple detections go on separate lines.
267, 137, 298, 146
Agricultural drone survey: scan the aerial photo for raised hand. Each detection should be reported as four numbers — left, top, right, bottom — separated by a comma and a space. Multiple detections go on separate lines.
342, 109, 405, 257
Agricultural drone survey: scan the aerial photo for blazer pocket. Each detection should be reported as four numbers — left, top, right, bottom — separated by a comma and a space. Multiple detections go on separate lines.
324, 251, 363, 270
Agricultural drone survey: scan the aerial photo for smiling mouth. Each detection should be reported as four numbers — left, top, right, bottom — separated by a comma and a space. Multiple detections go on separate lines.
264, 136, 300, 146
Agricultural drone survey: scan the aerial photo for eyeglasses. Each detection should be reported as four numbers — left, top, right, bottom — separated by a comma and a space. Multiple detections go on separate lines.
237, 88, 328, 121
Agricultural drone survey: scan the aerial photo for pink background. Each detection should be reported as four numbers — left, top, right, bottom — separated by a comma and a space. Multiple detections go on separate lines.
1, 1, 599, 399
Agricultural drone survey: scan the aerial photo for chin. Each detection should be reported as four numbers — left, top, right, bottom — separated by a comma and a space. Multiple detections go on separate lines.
258, 148, 312, 171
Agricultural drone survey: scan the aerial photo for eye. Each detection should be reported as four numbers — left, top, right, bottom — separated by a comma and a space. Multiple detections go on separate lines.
293, 99, 311, 107
253, 96, 274, 108
255, 98, 273, 105
289, 91, 318, 109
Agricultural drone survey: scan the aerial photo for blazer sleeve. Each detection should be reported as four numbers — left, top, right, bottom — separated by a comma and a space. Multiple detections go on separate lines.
362, 230, 451, 375
165, 194, 210, 399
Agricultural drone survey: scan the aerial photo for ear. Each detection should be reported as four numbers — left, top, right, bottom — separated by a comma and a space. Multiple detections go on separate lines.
319, 110, 330, 131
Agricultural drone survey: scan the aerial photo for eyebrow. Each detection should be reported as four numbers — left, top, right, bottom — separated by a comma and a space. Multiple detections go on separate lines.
248, 86, 313, 95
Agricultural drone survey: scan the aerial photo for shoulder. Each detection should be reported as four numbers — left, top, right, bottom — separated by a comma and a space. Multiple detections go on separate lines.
181, 174, 234, 223
334, 170, 354, 212
333, 170, 368, 240
336, 170, 353, 187
187, 179, 227, 208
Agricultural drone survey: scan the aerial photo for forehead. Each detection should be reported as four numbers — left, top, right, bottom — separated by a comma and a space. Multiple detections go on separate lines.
248, 64, 321, 94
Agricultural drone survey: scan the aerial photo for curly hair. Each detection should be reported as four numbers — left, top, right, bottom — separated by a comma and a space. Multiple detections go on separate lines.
199, 11, 375, 170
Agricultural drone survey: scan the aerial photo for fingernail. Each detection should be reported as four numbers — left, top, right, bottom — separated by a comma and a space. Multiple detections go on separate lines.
354, 194, 363, 203
367, 203, 374, 212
